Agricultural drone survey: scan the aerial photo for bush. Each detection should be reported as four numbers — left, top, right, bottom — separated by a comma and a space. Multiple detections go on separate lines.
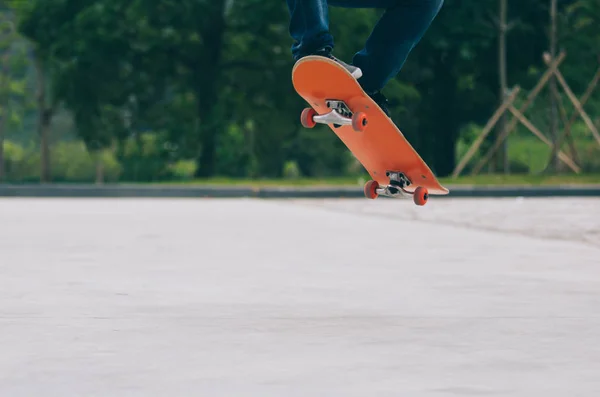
3, 140, 37, 181
117, 133, 172, 182
4, 133, 205, 183
579, 145, 600, 173
2, 140, 121, 183
167, 159, 197, 181
215, 123, 250, 177
51, 141, 121, 182
282, 160, 301, 179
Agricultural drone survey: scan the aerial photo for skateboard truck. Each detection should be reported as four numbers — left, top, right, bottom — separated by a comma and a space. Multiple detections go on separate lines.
364, 171, 429, 206
301, 100, 368, 132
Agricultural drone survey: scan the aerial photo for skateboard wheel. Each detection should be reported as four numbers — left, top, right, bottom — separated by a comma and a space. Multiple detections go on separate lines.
364, 180, 379, 199
413, 186, 428, 206
301, 108, 317, 128
352, 112, 368, 132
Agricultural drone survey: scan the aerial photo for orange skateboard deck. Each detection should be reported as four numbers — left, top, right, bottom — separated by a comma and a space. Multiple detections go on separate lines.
292, 55, 449, 205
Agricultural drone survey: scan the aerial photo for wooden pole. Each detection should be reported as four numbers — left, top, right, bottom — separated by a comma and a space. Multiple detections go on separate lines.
498, 0, 509, 173
507, 105, 580, 172
557, 94, 580, 165
547, 59, 600, 146
471, 51, 567, 175
548, 0, 559, 171
452, 86, 520, 178
544, 65, 600, 170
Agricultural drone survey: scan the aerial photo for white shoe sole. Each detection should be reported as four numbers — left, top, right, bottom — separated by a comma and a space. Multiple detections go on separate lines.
352, 69, 363, 79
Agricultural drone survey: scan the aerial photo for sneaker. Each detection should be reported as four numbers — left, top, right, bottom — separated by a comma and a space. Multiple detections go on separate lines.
368, 91, 391, 117
311, 46, 363, 79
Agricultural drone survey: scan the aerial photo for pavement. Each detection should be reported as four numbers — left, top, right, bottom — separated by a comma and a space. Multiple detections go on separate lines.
0, 197, 599, 396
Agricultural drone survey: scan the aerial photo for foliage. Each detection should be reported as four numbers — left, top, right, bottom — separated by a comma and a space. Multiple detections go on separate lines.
0, 0, 598, 182
0, 10, 30, 133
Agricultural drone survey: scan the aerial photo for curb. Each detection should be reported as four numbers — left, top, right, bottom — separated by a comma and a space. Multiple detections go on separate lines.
440, 185, 600, 198
0, 184, 599, 198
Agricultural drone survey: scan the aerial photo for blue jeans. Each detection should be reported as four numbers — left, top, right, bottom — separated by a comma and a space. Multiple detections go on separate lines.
286, 0, 444, 93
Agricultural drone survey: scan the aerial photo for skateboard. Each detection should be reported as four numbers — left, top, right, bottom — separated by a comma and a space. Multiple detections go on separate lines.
291, 55, 449, 206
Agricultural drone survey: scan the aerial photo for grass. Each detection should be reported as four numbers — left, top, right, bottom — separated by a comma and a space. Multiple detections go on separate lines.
141, 128, 600, 188
146, 173, 600, 188
440, 173, 600, 186
449, 122, 600, 185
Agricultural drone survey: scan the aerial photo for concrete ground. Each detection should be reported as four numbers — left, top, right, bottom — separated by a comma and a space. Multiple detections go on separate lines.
0, 197, 599, 396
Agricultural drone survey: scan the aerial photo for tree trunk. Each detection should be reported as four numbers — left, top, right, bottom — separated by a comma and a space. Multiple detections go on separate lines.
431, 119, 459, 177
548, 0, 559, 172
197, 98, 219, 177
195, 1, 227, 178
432, 57, 459, 177
95, 153, 104, 184
40, 109, 52, 182
0, 48, 9, 181
497, 0, 509, 174
35, 56, 52, 182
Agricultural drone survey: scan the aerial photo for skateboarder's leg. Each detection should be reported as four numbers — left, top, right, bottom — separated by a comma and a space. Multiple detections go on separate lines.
328, 0, 444, 94
286, 0, 332, 60
286, 0, 362, 78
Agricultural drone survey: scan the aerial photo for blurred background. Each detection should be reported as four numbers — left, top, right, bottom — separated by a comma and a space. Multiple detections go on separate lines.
0, 0, 598, 186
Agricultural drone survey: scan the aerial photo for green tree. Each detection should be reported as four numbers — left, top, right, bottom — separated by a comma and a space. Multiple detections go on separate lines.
399, 0, 557, 176
560, 0, 600, 102
12, 0, 599, 182
10, 0, 66, 182
0, 8, 29, 181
